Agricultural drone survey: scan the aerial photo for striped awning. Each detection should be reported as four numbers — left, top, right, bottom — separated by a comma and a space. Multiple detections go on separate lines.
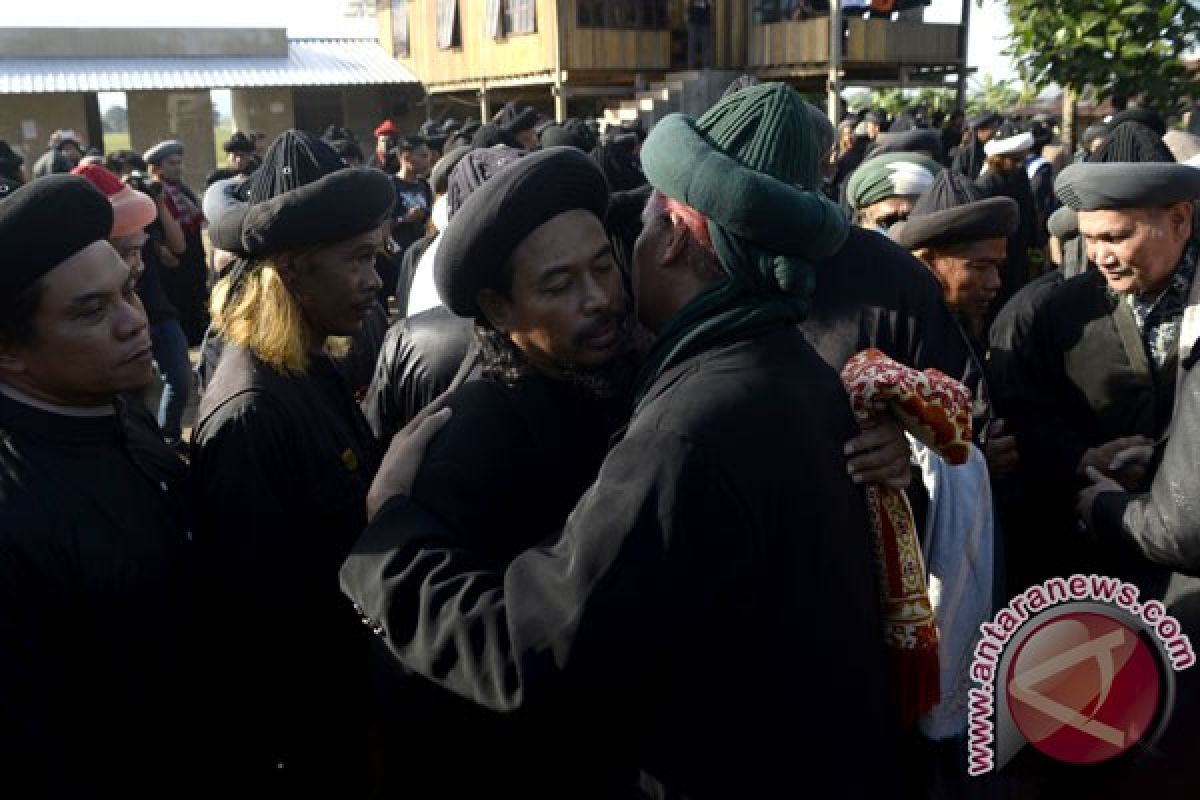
0, 38, 417, 94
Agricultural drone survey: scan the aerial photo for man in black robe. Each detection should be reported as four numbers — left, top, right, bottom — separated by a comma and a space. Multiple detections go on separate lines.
190, 134, 395, 794
1018, 161, 1200, 586
343, 83, 897, 797
951, 110, 1000, 180
366, 144, 640, 797
0, 176, 195, 798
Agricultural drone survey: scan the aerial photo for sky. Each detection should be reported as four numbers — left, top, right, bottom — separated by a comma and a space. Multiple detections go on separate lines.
2, 0, 1018, 99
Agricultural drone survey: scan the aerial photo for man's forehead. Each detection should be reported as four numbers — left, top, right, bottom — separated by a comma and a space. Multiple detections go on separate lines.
42, 240, 129, 297
1078, 207, 1147, 233
513, 209, 607, 268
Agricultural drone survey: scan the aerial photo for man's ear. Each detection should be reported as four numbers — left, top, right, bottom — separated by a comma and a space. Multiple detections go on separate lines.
662, 212, 692, 266
1169, 201, 1194, 239
476, 288, 512, 334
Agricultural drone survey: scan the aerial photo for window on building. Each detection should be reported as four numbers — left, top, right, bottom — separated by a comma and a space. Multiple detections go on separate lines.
504, 0, 536, 35
577, 0, 669, 29
391, 0, 410, 57
486, 0, 536, 38
437, 0, 462, 49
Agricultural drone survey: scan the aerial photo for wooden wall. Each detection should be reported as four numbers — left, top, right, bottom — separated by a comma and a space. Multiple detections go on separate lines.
379, 0, 559, 88
844, 19, 962, 66
748, 18, 830, 68
748, 17, 961, 69
715, 0, 749, 70
561, 11, 671, 72
377, 1, 672, 88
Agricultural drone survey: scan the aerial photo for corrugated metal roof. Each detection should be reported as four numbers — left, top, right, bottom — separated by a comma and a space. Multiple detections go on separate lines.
0, 38, 416, 93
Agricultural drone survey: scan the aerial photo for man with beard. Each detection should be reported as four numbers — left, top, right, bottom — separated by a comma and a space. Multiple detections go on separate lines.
1017, 161, 1200, 587
0, 176, 194, 797
343, 83, 895, 797
363, 145, 637, 797
190, 136, 394, 794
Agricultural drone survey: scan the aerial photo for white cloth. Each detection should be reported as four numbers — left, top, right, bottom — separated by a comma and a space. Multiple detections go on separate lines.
406, 233, 443, 317
984, 130, 1034, 157
1024, 154, 1050, 184
912, 438, 994, 741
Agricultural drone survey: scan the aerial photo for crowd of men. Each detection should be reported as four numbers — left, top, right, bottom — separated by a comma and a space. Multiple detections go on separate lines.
4, 78, 1200, 799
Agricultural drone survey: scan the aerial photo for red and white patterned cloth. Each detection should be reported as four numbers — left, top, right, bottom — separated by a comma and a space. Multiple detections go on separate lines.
841, 348, 973, 728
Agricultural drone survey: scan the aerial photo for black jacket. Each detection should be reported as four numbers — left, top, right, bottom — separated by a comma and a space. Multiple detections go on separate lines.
361, 305, 474, 442
191, 344, 379, 793
371, 369, 631, 797
802, 226, 993, 433
342, 323, 897, 797
0, 392, 194, 798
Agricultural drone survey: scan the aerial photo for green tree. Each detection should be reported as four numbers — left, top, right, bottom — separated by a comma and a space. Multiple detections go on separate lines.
964, 73, 1021, 117
1004, 0, 1200, 133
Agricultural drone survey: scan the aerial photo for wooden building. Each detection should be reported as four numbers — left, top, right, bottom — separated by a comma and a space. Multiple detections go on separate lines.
377, 1, 967, 125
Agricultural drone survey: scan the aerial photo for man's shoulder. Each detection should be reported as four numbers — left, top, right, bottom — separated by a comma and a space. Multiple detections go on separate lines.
636, 327, 847, 435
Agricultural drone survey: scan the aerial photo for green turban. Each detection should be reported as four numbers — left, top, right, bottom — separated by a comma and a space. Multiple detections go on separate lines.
637, 82, 849, 402
845, 152, 943, 211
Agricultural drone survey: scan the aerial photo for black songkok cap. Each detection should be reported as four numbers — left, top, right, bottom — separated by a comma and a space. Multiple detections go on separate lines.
446, 145, 526, 218
865, 129, 944, 160
472, 123, 520, 150
0, 175, 113, 298
1088, 121, 1175, 164
891, 169, 1018, 250
969, 110, 1002, 130
240, 167, 395, 257
223, 131, 256, 154
497, 102, 540, 136
538, 119, 595, 152
237, 129, 346, 205
1055, 162, 1200, 211
435, 146, 609, 318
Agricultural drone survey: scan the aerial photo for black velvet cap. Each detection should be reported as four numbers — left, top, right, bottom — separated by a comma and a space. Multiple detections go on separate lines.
1055, 162, 1200, 211
497, 102, 540, 136
240, 167, 395, 257
435, 146, 609, 318
0, 175, 113, 298
223, 131, 256, 154
865, 129, 944, 160
891, 169, 1019, 250
969, 110, 1002, 130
